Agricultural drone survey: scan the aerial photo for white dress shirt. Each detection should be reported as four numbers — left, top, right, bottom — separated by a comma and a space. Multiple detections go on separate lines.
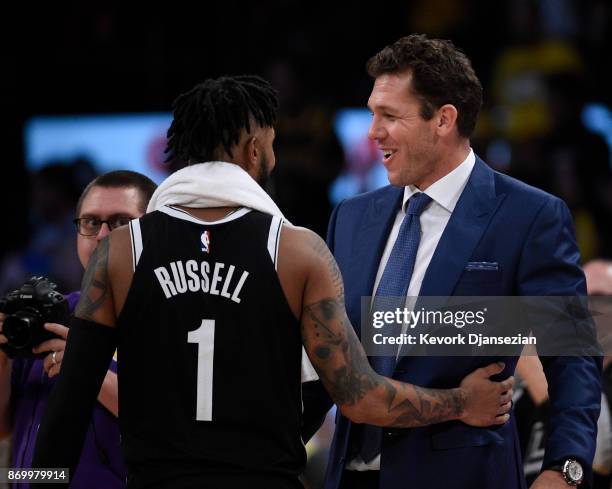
347, 149, 476, 471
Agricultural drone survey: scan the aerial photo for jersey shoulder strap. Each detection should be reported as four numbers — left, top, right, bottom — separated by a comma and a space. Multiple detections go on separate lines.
266, 215, 283, 270
128, 218, 144, 272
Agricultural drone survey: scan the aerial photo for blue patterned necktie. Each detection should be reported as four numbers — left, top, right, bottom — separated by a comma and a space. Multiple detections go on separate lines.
359, 191, 432, 463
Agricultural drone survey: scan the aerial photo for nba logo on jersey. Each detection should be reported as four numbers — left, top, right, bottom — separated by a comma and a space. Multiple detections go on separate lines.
201, 230, 211, 253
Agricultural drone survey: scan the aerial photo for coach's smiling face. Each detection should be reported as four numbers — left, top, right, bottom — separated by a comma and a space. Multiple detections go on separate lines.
367, 70, 462, 190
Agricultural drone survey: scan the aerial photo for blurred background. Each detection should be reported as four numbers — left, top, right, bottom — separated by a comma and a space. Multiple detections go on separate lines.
1, 0, 611, 487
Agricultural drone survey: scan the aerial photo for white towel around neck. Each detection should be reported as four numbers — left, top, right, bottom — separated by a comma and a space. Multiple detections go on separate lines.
147, 160, 318, 383
147, 161, 288, 221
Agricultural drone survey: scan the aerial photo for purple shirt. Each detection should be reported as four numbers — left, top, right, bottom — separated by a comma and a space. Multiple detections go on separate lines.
10, 291, 127, 489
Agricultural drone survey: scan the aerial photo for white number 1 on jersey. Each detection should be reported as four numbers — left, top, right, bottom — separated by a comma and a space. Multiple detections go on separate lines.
187, 319, 215, 421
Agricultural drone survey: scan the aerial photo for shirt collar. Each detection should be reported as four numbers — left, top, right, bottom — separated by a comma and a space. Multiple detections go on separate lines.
403, 148, 475, 213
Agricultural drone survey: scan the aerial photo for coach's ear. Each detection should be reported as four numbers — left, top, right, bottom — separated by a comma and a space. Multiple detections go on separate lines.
434, 104, 459, 138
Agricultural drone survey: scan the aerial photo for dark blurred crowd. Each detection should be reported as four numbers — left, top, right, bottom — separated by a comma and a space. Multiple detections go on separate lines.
0, 3, 611, 485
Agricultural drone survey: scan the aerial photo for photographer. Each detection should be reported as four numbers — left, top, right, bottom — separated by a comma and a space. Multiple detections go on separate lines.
0, 170, 156, 489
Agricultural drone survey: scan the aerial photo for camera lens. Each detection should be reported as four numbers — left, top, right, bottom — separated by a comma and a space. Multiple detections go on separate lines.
3, 311, 38, 349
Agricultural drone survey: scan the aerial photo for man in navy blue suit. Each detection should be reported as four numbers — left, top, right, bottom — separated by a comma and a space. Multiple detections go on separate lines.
322, 34, 601, 489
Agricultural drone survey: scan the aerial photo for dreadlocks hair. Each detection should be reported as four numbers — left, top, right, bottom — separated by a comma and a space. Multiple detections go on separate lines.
165, 75, 279, 164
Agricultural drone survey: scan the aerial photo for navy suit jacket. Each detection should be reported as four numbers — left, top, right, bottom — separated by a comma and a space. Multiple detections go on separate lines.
322, 157, 601, 489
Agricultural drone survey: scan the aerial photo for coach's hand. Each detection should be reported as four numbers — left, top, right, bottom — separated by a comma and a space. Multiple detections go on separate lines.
32, 323, 69, 378
529, 470, 568, 488
459, 362, 514, 427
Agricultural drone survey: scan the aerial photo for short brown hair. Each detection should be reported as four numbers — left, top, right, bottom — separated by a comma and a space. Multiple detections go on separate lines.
366, 34, 483, 138
76, 170, 157, 217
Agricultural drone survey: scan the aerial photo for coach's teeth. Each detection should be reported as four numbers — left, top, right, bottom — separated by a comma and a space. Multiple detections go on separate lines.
384, 151, 392, 158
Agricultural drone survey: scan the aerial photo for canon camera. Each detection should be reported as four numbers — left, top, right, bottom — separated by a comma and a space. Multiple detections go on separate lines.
0, 277, 69, 358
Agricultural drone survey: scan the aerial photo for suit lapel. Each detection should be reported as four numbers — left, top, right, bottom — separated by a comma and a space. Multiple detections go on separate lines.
419, 158, 505, 297
345, 187, 404, 336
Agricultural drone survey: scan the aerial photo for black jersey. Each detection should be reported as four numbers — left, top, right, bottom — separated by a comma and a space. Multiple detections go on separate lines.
116, 206, 305, 489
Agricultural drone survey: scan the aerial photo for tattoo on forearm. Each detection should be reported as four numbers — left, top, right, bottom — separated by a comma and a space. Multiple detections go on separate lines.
303, 297, 464, 427
75, 237, 110, 320
382, 381, 465, 427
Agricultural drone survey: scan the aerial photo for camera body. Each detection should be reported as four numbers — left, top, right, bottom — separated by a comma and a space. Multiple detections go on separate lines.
0, 277, 70, 358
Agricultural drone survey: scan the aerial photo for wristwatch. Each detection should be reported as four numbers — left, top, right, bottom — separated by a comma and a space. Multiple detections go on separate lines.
549, 459, 584, 486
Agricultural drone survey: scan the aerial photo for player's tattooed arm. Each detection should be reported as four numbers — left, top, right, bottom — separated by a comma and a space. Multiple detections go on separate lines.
301, 233, 513, 428
75, 236, 116, 326
302, 297, 466, 427
306, 236, 345, 305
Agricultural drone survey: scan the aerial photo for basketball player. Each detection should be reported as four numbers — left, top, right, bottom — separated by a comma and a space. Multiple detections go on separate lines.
32, 76, 513, 489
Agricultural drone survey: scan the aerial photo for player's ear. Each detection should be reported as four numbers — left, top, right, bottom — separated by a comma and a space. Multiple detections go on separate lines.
248, 136, 260, 162
229, 133, 255, 173
243, 135, 261, 172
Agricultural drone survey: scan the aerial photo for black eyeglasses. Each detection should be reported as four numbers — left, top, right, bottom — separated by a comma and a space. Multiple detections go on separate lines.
73, 216, 133, 236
